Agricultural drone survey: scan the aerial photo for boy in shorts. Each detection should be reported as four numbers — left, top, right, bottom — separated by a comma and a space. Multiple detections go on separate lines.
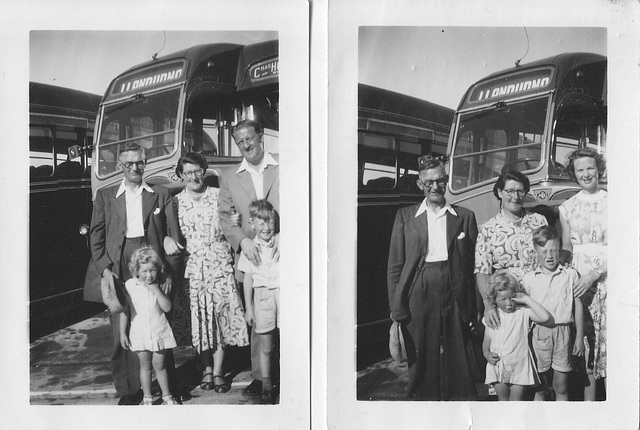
522, 225, 584, 401
238, 199, 280, 404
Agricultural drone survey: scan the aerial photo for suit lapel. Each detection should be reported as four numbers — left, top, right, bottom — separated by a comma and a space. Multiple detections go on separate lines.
110, 188, 127, 227
141, 189, 158, 225
238, 170, 258, 201
263, 164, 277, 199
446, 210, 462, 251
410, 207, 429, 252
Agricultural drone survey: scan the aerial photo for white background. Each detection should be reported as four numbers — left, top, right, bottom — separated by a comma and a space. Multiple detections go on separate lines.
1, 0, 309, 429
328, 0, 638, 429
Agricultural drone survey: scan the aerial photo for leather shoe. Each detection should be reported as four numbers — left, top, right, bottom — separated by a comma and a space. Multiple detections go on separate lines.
118, 389, 143, 405
243, 379, 262, 397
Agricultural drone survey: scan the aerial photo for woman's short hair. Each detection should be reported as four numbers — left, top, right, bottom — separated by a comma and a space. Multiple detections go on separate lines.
565, 148, 606, 181
493, 170, 530, 200
487, 270, 522, 305
128, 246, 164, 278
175, 152, 208, 176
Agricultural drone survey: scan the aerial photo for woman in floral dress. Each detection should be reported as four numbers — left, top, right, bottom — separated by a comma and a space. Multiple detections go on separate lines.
174, 152, 249, 393
559, 148, 607, 400
475, 170, 548, 329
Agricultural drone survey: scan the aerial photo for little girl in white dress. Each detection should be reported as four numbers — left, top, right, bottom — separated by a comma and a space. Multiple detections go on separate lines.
482, 271, 553, 401
120, 246, 177, 405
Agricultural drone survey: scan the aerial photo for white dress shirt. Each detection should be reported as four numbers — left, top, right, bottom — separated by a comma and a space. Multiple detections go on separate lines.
236, 152, 279, 199
116, 180, 154, 238
415, 199, 457, 262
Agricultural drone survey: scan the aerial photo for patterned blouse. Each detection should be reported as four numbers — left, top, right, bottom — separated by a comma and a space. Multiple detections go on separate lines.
474, 210, 548, 281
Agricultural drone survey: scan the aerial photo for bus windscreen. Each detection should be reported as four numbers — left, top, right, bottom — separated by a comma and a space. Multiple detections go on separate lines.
450, 96, 548, 191
97, 88, 180, 177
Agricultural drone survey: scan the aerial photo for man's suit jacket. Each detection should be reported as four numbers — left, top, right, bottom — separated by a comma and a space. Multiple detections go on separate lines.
218, 156, 280, 253
387, 202, 478, 324
83, 183, 180, 303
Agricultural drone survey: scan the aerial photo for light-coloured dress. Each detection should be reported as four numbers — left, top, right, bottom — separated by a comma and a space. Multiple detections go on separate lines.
124, 278, 177, 352
475, 211, 548, 281
175, 186, 249, 353
484, 309, 539, 386
559, 189, 607, 379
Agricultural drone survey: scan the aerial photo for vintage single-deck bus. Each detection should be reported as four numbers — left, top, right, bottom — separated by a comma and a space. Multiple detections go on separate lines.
357, 83, 454, 369
74, 40, 278, 197
445, 52, 607, 226
29, 82, 105, 340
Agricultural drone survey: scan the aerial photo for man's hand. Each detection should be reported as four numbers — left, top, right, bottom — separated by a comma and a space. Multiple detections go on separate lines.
230, 211, 242, 227
483, 304, 500, 330
160, 274, 172, 295
572, 338, 585, 357
241, 237, 261, 266
163, 237, 184, 256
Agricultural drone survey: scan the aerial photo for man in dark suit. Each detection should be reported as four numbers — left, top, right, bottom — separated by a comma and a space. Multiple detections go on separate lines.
84, 142, 182, 405
387, 156, 478, 401
218, 119, 279, 398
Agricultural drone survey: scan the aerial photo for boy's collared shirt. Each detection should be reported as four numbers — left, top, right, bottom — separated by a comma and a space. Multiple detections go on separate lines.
237, 236, 279, 289
116, 180, 154, 238
522, 265, 579, 324
236, 152, 279, 200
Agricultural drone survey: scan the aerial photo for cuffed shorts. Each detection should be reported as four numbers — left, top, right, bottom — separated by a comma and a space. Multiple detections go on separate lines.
531, 324, 573, 373
254, 287, 279, 334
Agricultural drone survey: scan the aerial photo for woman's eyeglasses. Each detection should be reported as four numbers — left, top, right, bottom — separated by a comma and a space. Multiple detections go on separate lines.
502, 188, 527, 196
182, 169, 204, 178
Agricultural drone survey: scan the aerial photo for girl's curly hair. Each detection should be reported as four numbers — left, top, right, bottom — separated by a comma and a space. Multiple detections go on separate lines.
128, 246, 164, 278
487, 270, 522, 305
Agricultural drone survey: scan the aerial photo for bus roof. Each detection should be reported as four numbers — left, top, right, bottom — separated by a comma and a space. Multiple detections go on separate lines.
235, 39, 279, 91
103, 43, 244, 101
29, 81, 101, 116
358, 83, 454, 129
458, 52, 606, 110
103, 40, 279, 102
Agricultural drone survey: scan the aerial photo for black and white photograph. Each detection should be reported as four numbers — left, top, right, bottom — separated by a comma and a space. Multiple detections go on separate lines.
2, 0, 639, 429
29, 30, 282, 406
356, 27, 608, 402
328, 1, 638, 429
4, 1, 309, 429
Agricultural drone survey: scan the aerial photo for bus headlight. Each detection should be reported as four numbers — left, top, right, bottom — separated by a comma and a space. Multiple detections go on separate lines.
79, 224, 90, 236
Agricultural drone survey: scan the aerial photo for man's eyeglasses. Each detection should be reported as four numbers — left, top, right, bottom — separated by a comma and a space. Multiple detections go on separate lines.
417, 177, 447, 188
182, 169, 204, 178
502, 188, 527, 197
122, 160, 146, 170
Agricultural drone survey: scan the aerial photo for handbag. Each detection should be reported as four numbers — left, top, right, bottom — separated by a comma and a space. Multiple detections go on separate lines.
389, 321, 407, 363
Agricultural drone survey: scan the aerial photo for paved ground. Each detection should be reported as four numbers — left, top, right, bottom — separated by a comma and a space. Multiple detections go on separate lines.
29, 310, 265, 405
357, 358, 493, 401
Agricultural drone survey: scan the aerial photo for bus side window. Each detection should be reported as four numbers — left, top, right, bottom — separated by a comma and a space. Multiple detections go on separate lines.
552, 106, 607, 175
54, 129, 83, 179
358, 132, 396, 190
185, 96, 238, 158
30, 125, 54, 177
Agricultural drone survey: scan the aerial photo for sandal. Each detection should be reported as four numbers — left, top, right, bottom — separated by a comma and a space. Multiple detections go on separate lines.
213, 375, 231, 393
200, 372, 214, 391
